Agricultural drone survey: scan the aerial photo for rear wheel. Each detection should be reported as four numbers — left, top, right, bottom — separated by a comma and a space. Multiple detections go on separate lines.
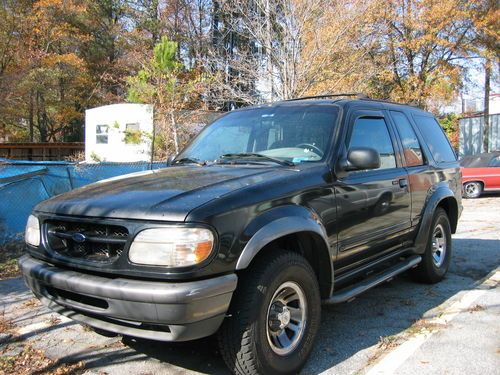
412, 208, 452, 283
463, 181, 482, 198
218, 250, 321, 375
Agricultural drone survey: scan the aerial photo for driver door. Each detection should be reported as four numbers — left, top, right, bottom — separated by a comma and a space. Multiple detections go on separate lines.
334, 109, 411, 266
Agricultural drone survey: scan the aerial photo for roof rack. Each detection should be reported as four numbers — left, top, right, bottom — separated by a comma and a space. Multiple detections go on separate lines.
284, 93, 369, 101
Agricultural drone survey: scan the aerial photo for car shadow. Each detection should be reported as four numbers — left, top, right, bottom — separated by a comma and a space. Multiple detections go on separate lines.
471, 192, 500, 199
91, 237, 498, 375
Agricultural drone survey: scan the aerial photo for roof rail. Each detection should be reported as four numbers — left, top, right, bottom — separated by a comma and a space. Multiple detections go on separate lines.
284, 93, 369, 101
361, 97, 421, 108
283, 93, 421, 108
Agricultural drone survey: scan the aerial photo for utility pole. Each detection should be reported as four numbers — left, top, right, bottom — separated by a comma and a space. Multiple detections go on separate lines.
483, 59, 491, 153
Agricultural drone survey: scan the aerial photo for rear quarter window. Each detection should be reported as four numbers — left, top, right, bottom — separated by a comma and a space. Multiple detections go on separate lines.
412, 115, 456, 163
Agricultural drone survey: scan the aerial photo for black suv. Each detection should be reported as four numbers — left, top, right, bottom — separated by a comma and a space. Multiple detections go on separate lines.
20, 95, 462, 375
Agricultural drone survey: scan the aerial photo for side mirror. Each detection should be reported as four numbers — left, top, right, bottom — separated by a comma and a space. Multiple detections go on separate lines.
339, 147, 380, 171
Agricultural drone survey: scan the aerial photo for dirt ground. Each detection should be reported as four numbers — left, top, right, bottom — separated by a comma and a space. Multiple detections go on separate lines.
1, 196, 499, 375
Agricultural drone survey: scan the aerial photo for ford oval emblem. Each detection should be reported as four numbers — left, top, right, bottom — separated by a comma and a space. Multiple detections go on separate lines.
72, 232, 86, 243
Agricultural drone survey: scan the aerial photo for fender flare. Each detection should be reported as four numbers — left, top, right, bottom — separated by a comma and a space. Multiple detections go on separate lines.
235, 208, 333, 297
236, 215, 330, 269
414, 186, 458, 254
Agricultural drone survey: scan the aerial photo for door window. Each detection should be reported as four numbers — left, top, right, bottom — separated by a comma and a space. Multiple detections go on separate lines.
390, 111, 424, 166
348, 117, 396, 170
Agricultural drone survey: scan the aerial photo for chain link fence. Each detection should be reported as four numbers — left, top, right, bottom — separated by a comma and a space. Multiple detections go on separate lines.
0, 160, 169, 244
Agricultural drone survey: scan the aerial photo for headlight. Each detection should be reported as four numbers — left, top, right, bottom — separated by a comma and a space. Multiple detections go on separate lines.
128, 227, 214, 267
25, 215, 40, 247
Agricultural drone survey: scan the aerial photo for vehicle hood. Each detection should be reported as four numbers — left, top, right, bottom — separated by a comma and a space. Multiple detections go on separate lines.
35, 165, 291, 221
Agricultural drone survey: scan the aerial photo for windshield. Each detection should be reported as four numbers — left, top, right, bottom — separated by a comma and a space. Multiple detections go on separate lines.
176, 104, 339, 164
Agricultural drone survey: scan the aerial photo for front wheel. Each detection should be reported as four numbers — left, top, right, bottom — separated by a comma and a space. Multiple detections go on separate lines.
463, 181, 482, 198
218, 250, 321, 375
412, 208, 452, 283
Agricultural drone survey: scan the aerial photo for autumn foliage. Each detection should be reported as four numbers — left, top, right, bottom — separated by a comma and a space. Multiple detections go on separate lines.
0, 0, 498, 149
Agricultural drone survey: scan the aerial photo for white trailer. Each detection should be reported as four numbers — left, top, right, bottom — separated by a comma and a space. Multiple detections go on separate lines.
85, 104, 153, 162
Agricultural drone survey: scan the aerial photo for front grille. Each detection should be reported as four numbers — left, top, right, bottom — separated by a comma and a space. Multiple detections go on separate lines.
45, 220, 129, 263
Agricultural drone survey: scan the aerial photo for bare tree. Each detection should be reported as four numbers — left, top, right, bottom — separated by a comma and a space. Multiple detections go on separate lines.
205, 0, 378, 107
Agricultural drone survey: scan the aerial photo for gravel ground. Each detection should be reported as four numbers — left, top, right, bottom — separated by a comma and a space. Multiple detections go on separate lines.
0, 196, 499, 375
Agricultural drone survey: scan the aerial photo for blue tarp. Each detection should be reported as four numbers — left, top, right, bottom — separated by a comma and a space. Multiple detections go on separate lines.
0, 159, 169, 244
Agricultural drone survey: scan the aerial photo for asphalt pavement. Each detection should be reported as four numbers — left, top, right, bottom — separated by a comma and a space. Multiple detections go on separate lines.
0, 197, 499, 375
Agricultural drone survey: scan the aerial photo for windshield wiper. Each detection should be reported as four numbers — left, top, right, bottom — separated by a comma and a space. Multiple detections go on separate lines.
218, 153, 294, 166
172, 157, 206, 166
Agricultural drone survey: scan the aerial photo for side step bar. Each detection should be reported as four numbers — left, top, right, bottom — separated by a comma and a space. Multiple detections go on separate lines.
324, 255, 422, 304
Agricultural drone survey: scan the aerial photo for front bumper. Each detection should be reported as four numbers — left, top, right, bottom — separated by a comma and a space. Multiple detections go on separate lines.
19, 255, 237, 341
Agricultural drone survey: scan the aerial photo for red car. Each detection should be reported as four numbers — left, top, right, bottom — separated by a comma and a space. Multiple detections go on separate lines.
461, 151, 500, 198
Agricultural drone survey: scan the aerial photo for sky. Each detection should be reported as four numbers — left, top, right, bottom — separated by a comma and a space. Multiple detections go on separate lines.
444, 59, 500, 114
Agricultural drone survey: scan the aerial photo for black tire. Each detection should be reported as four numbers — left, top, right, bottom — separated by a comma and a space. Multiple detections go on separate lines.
463, 181, 482, 198
218, 250, 321, 375
412, 208, 452, 283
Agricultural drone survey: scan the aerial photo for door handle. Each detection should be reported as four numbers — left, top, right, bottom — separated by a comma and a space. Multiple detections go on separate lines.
399, 178, 408, 188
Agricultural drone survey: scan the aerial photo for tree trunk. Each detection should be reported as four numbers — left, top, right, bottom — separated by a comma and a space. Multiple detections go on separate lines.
483, 59, 491, 153
265, 0, 274, 101
29, 90, 34, 142
150, 0, 160, 46
36, 91, 48, 143
170, 110, 179, 154
211, 1, 220, 49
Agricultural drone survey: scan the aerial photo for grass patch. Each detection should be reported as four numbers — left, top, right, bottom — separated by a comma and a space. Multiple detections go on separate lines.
22, 299, 41, 308
407, 318, 448, 334
0, 311, 13, 333
376, 334, 402, 351
366, 334, 403, 366
81, 324, 93, 332
367, 317, 451, 368
46, 315, 61, 326
0, 241, 24, 279
0, 344, 85, 375
468, 304, 485, 313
